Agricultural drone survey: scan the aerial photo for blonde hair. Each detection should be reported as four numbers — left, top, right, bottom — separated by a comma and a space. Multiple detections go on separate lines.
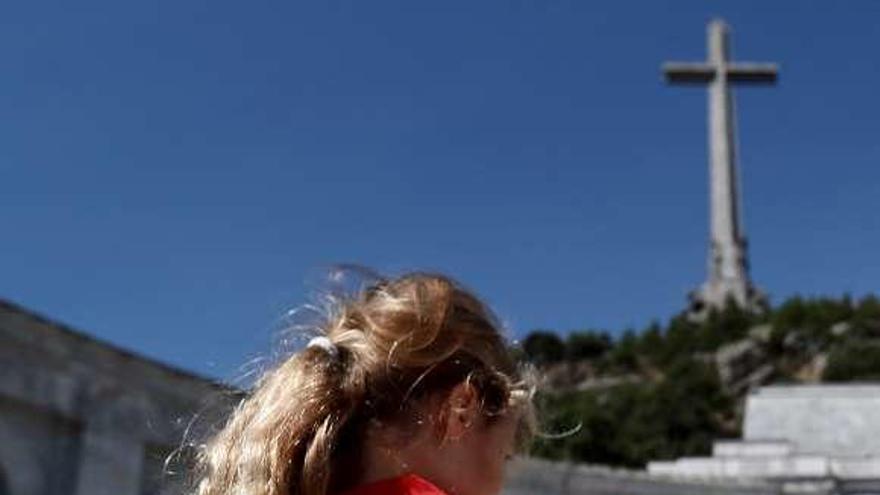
193, 271, 535, 495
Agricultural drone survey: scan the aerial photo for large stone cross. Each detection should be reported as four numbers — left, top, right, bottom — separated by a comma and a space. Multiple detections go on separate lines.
663, 19, 777, 316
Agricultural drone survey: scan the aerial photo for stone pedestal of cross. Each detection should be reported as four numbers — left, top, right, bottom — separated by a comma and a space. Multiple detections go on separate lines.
663, 19, 777, 317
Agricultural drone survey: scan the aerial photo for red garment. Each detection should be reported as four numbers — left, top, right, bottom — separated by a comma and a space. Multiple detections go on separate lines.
340, 474, 448, 495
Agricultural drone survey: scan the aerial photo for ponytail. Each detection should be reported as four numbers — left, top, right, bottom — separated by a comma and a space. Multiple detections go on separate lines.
192, 272, 534, 495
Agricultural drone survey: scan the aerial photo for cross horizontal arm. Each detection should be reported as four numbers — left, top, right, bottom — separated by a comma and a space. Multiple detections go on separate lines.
663, 62, 779, 85
663, 63, 714, 84
726, 63, 778, 84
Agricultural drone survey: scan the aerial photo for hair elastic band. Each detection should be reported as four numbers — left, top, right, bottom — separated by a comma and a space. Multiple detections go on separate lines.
307, 336, 339, 358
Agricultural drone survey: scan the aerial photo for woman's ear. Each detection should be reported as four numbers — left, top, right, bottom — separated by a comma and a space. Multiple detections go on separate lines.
439, 381, 480, 442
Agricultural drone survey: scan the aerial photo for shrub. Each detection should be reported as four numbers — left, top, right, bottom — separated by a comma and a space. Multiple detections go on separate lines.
823, 340, 880, 382
522, 331, 566, 365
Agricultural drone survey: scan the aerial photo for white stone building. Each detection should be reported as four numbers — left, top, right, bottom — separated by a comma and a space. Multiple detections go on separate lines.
0, 299, 236, 495
648, 385, 880, 495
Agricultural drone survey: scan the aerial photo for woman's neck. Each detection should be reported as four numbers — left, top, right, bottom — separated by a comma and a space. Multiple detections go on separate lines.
359, 439, 415, 484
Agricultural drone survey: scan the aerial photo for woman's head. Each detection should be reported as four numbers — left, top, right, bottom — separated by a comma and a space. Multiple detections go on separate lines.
194, 272, 535, 495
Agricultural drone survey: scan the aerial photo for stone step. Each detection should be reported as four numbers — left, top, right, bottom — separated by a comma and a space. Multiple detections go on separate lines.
713, 440, 793, 458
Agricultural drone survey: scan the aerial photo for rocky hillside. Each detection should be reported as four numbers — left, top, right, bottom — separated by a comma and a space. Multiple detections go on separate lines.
523, 295, 880, 467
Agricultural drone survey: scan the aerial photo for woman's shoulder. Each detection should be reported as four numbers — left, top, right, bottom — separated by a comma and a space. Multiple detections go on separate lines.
340, 474, 448, 495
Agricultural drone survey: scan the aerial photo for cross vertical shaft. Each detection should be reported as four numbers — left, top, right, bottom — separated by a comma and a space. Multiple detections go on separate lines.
663, 19, 777, 316
708, 21, 745, 294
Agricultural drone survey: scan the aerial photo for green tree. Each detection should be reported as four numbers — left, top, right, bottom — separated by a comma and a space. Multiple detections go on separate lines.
566, 331, 612, 361
530, 390, 622, 464
659, 315, 699, 366
531, 359, 731, 467
605, 330, 640, 373
824, 340, 880, 381
771, 296, 854, 352
522, 331, 565, 365
612, 359, 731, 465
699, 299, 756, 350
853, 295, 880, 338
636, 321, 665, 366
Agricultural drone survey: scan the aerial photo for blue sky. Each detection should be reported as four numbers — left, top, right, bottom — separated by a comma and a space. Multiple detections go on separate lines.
2, 1, 879, 381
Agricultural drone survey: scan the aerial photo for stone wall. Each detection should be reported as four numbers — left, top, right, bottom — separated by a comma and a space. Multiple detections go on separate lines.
0, 396, 81, 495
744, 385, 880, 456
505, 458, 778, 495
0, 300, 236, 495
